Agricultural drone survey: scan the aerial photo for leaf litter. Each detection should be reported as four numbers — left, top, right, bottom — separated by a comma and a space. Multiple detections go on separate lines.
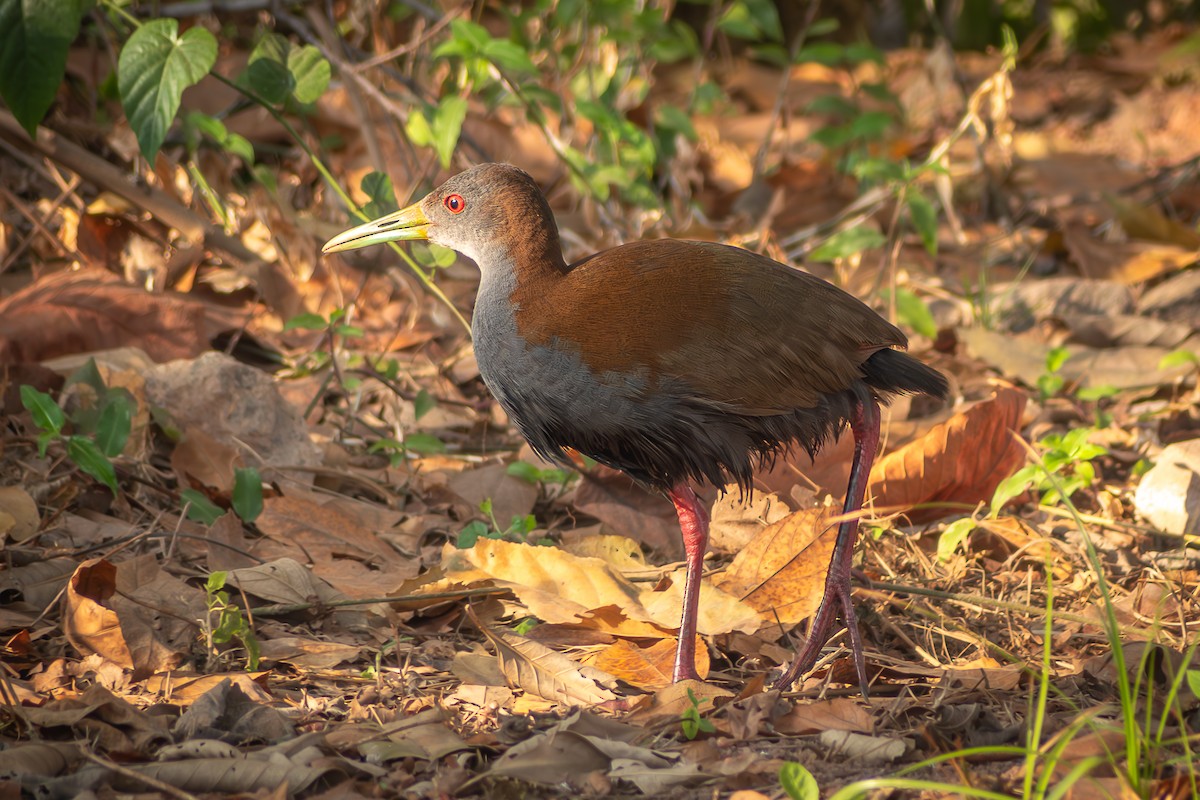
0, 11, 1198, 800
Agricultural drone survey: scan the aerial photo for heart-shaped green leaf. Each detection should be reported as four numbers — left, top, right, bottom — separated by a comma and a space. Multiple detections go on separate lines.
118, 19, 217, 160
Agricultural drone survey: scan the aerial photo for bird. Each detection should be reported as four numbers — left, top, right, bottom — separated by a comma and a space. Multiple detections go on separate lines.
323, 163, 948, 694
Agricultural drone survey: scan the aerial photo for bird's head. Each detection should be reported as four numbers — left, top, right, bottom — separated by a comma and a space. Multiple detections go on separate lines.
322, 163, 563, 270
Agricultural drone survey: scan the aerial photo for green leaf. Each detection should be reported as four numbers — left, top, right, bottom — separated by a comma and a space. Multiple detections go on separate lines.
361, 171, 398, 218
287, 44, 330, 104
990, 465, 1038, 515
456, 520, 489, 548
283, 312, 328, 331
892, 288, 938, 339
795, 41, 845, 66
906, 191, 939, 255
808, 225, 885, 262
20, 385, 64, 435
778, 762, 819, 800
206, 570, 228, 593
119, 19, 217, 160
242, 32, 291, 105
181, 488, 223, 524
404, 433, 445, 454
413, 389, 436, 420
431, 96, 467, 169
937, 518, 975, 562
1076, 384, 1119, 402
848, 110, 894, 140
1187, 669, 1200, 699
506, 462, 542, 484
481, 38, 537, 75
1158, 348, 1199, 370
232, 467, 263, 523
0, 0, 86, 136
94, 392, 133, 458
808, 18, 840, 36
1045, 346, 1070, 373
655, 104, 697, 141
67, 436, 118, 495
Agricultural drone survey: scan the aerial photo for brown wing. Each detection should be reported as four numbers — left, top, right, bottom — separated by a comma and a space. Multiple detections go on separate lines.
510, 240, 906, 415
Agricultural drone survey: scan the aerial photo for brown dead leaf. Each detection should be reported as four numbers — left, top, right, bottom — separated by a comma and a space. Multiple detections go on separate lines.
574, 467, 682, 557
258, 637, 361, 670
590, 637, 708, 690
172, 427, 242, 493
775, 697, 874, 735
713, 508, 837, 625
205, 512, 257, 572
255, 495, 418, 596
938, 665, 1025, 691
141, 672, 272, 705
708, 491, 791, 554
0, 485, 39, 543
0, 269, 232, 364
446, 463, 538, 530
970, 516, 1054, 560
442, 539, 650, 629
474, 614, 620, 705
627, 680, 735, 728
19, 684, 168, 753
224, 557, 343, 606
563, 534, 648, 570
1105, 193, 1200, 249
1063, 222, 1197, 284
443, 540, 757, 637
63, 557, 204, 676
868, 383, 1028, 523
639, 568, 762, 636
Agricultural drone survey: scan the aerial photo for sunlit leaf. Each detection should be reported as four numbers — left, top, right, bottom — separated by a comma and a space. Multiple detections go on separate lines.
119, 19, 217, 159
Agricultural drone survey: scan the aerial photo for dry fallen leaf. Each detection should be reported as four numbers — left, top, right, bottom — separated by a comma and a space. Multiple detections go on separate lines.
474, 614, 620, 705
774, 697, 875, 735
714, 508, 837, 625
868, 383, 1028, 523
0, 269, 234, 364
0, 485, 39, 543
574, 467, 683, 557
1064, 222, 1197, 284
590, 637, 708, 690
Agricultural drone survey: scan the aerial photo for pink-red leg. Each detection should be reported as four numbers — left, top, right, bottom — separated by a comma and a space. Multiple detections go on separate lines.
774, 398, 882, 696
668, 484, 710, 682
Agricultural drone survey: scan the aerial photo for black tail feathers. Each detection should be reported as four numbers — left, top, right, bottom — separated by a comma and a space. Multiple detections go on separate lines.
862, 348, 948, 399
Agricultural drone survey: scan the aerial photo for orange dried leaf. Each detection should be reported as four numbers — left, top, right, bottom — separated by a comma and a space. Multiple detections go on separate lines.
591, 637, 708, 690
714, 508, 836, 625
868, 384, 1028, 523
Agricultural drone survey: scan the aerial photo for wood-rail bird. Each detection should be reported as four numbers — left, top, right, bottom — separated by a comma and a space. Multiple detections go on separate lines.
323, 163, 949, 694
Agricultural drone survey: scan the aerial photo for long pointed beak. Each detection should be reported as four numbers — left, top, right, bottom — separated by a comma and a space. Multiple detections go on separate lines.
322, 203, 431, 253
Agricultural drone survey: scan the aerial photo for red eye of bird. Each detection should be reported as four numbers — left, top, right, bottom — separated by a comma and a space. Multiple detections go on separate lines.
444, 194, 466, 213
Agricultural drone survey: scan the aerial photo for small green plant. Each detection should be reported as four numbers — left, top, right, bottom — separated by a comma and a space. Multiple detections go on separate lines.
180, 467, 263, 525
991, 427, 1106, 515
203, 571, 261, 670
456, 499, 548, 548
284, 308, 365, 379
779, 761, 819, 800
1036, 346, 1071, 401
936, 516, 977, 562
679, 687, 715, 740
20, 360, 134, 496
505, 461, 578, 499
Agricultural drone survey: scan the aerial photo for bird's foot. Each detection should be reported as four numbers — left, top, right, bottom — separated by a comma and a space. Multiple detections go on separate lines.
771, 564, 869, 697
